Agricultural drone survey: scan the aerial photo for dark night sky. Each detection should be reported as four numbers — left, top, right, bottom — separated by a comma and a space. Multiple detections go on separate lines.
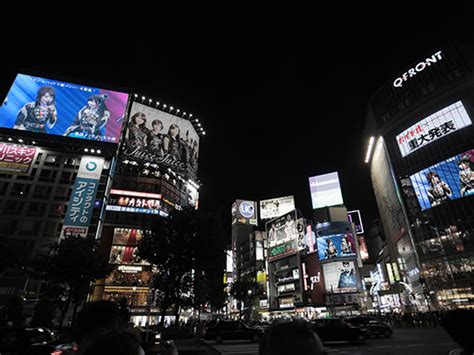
1, 3, 473, 226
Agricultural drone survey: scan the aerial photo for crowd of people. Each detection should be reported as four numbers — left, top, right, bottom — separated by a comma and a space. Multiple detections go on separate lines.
370, 310, 448, 328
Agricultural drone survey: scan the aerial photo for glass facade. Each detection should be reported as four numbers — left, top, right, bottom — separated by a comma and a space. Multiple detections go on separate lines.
368, 41, 474, 309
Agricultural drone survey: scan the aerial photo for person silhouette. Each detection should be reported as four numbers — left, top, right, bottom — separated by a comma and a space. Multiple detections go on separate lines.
442, 309, 474, 355
258, 319, 325, 355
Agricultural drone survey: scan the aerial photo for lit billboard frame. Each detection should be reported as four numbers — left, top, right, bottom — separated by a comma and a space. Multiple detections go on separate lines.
409, 148, 474, 210
0, 73, 129, 144
396, 101, 471, 157
259, 195, 295, 220
308, 171, 344, 209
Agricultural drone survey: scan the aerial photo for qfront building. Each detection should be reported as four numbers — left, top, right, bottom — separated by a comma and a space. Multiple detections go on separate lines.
365, 41, 474, 310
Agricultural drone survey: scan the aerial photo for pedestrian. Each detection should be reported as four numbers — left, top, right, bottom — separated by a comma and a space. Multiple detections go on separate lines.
259, 319, 326, 355
442, 309, 474, 355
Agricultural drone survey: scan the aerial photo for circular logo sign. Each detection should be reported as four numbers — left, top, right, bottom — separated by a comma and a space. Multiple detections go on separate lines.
86, 161, 98, 171
239, 201, 254, 218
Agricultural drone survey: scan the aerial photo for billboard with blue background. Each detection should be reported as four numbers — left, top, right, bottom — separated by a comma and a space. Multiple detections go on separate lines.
409, 148, 474, 211
0, 74, 129, 143
317, 233, 356, 261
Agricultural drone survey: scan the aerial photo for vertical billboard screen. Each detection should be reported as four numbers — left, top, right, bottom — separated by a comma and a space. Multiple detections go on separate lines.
122, 101, 199, 178
347, 210, 364, 234
0, 74, 129, 143
259, 195, 295, 220
396, 101, 471, 157
409, 148, 474, 210
323, 261, 358, 293
309, 171, 344, 209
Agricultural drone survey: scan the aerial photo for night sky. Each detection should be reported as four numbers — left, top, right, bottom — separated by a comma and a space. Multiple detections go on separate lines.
1, 3, 473, 227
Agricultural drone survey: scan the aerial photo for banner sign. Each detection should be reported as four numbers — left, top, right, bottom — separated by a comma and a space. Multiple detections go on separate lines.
0, 143, 38, 174
61, 156, 104, 238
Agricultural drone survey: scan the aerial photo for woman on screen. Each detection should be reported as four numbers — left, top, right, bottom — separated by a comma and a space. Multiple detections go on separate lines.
64, 94, 110, 138
125, 112, 149, 149
340, 236, 353, 255
147, 119, 165, 156
163, 123, 182, 161
325, 239, 337, 259
13, 86, 58, 133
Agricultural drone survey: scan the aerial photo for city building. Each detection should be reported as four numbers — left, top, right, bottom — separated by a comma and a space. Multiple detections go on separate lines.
0, 73, 129, 307
365, 40, 474, 310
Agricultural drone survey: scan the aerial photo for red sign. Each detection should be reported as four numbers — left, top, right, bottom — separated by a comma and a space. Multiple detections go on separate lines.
0, 143, 38, 174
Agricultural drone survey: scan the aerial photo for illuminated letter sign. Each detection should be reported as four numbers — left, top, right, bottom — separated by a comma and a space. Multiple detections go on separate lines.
393, 51, 443, 88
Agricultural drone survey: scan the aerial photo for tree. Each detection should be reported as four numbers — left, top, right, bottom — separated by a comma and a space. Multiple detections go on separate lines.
137, 206, 197, 327
230, 278, 260, 320
31, 234, 112, 325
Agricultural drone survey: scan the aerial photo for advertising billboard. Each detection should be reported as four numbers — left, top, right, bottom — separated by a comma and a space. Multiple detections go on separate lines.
231, 200, 258, 226
122, 101, 199, 178
61, 156, 104, 238
259, 195, 295, 220
109, 245, 148, 265
0, 74, 129, 143
317, 233, 356, 261
396, 101, 471, 157
309, 171, 344, 209
268, 240, 297, 261
0, 143, 38, 174
105, 189, 168, 216
409, 148, 474, 210
347, 210, 364, 234
323, 261, 358, 293
112, 228, 144, 246
266, 210, 298, 247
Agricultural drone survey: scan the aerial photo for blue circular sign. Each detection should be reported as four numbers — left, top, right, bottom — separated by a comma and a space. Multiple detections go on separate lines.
239, 201, 254, 218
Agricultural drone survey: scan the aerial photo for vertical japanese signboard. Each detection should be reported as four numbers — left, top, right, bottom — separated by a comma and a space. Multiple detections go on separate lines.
61, 156, 104, 238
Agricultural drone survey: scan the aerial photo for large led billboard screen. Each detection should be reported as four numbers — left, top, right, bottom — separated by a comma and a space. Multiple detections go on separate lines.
309, 171, 344, 209
396, 101, 471, 158
409, 148, 474, 210
259, 195, 295, 220
323, 261, 358, 293
106, 189, 168, 216
0, 74, 129, 143
317, 233, 356, 261
122, 101, 199, 178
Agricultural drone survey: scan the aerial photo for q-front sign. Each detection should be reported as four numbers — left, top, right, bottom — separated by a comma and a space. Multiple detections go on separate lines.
393, 51, 443, 88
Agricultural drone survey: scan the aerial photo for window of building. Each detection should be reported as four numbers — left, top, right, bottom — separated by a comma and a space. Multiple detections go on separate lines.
33, 185, 52, 199
26, 202, 47, 217
12, 183, 31, 197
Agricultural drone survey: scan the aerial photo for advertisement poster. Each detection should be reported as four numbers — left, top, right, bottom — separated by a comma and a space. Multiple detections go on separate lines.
308, 171, 344, 209
317, 233, 356, 261
61, 156, 104, 238
112, 228, 144, 246
0, 74, 129, 143
122, 102, 199, 178
0, 143, 38, 174
323, 261, 358, 293
265, 210, 298, 247
409, 148, 474, 210
347, 210, 364, 234
259, 195, 295, 220
396, 101, 471, 157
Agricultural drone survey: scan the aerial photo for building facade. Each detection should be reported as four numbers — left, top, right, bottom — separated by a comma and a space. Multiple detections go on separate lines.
366, 40, 474, 310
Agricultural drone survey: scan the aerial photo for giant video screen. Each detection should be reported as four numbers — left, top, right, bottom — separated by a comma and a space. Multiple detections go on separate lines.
317, 233, 356, 261
122, 101, 199, 178
308, 171, 344, 209
323, 261, 358, 293
0, 74, 129, 143
409, 149, 474, 210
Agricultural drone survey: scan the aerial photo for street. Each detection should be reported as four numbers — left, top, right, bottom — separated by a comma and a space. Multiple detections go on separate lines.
204, 328, 457, 355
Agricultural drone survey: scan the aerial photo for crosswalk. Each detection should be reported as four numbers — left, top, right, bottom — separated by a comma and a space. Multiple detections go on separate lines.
204, 340, 259, 354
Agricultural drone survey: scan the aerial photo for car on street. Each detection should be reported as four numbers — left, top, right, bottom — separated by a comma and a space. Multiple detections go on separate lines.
345, 316, 393, 337
203, 320, 264, 343
311, 318, 367, 344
